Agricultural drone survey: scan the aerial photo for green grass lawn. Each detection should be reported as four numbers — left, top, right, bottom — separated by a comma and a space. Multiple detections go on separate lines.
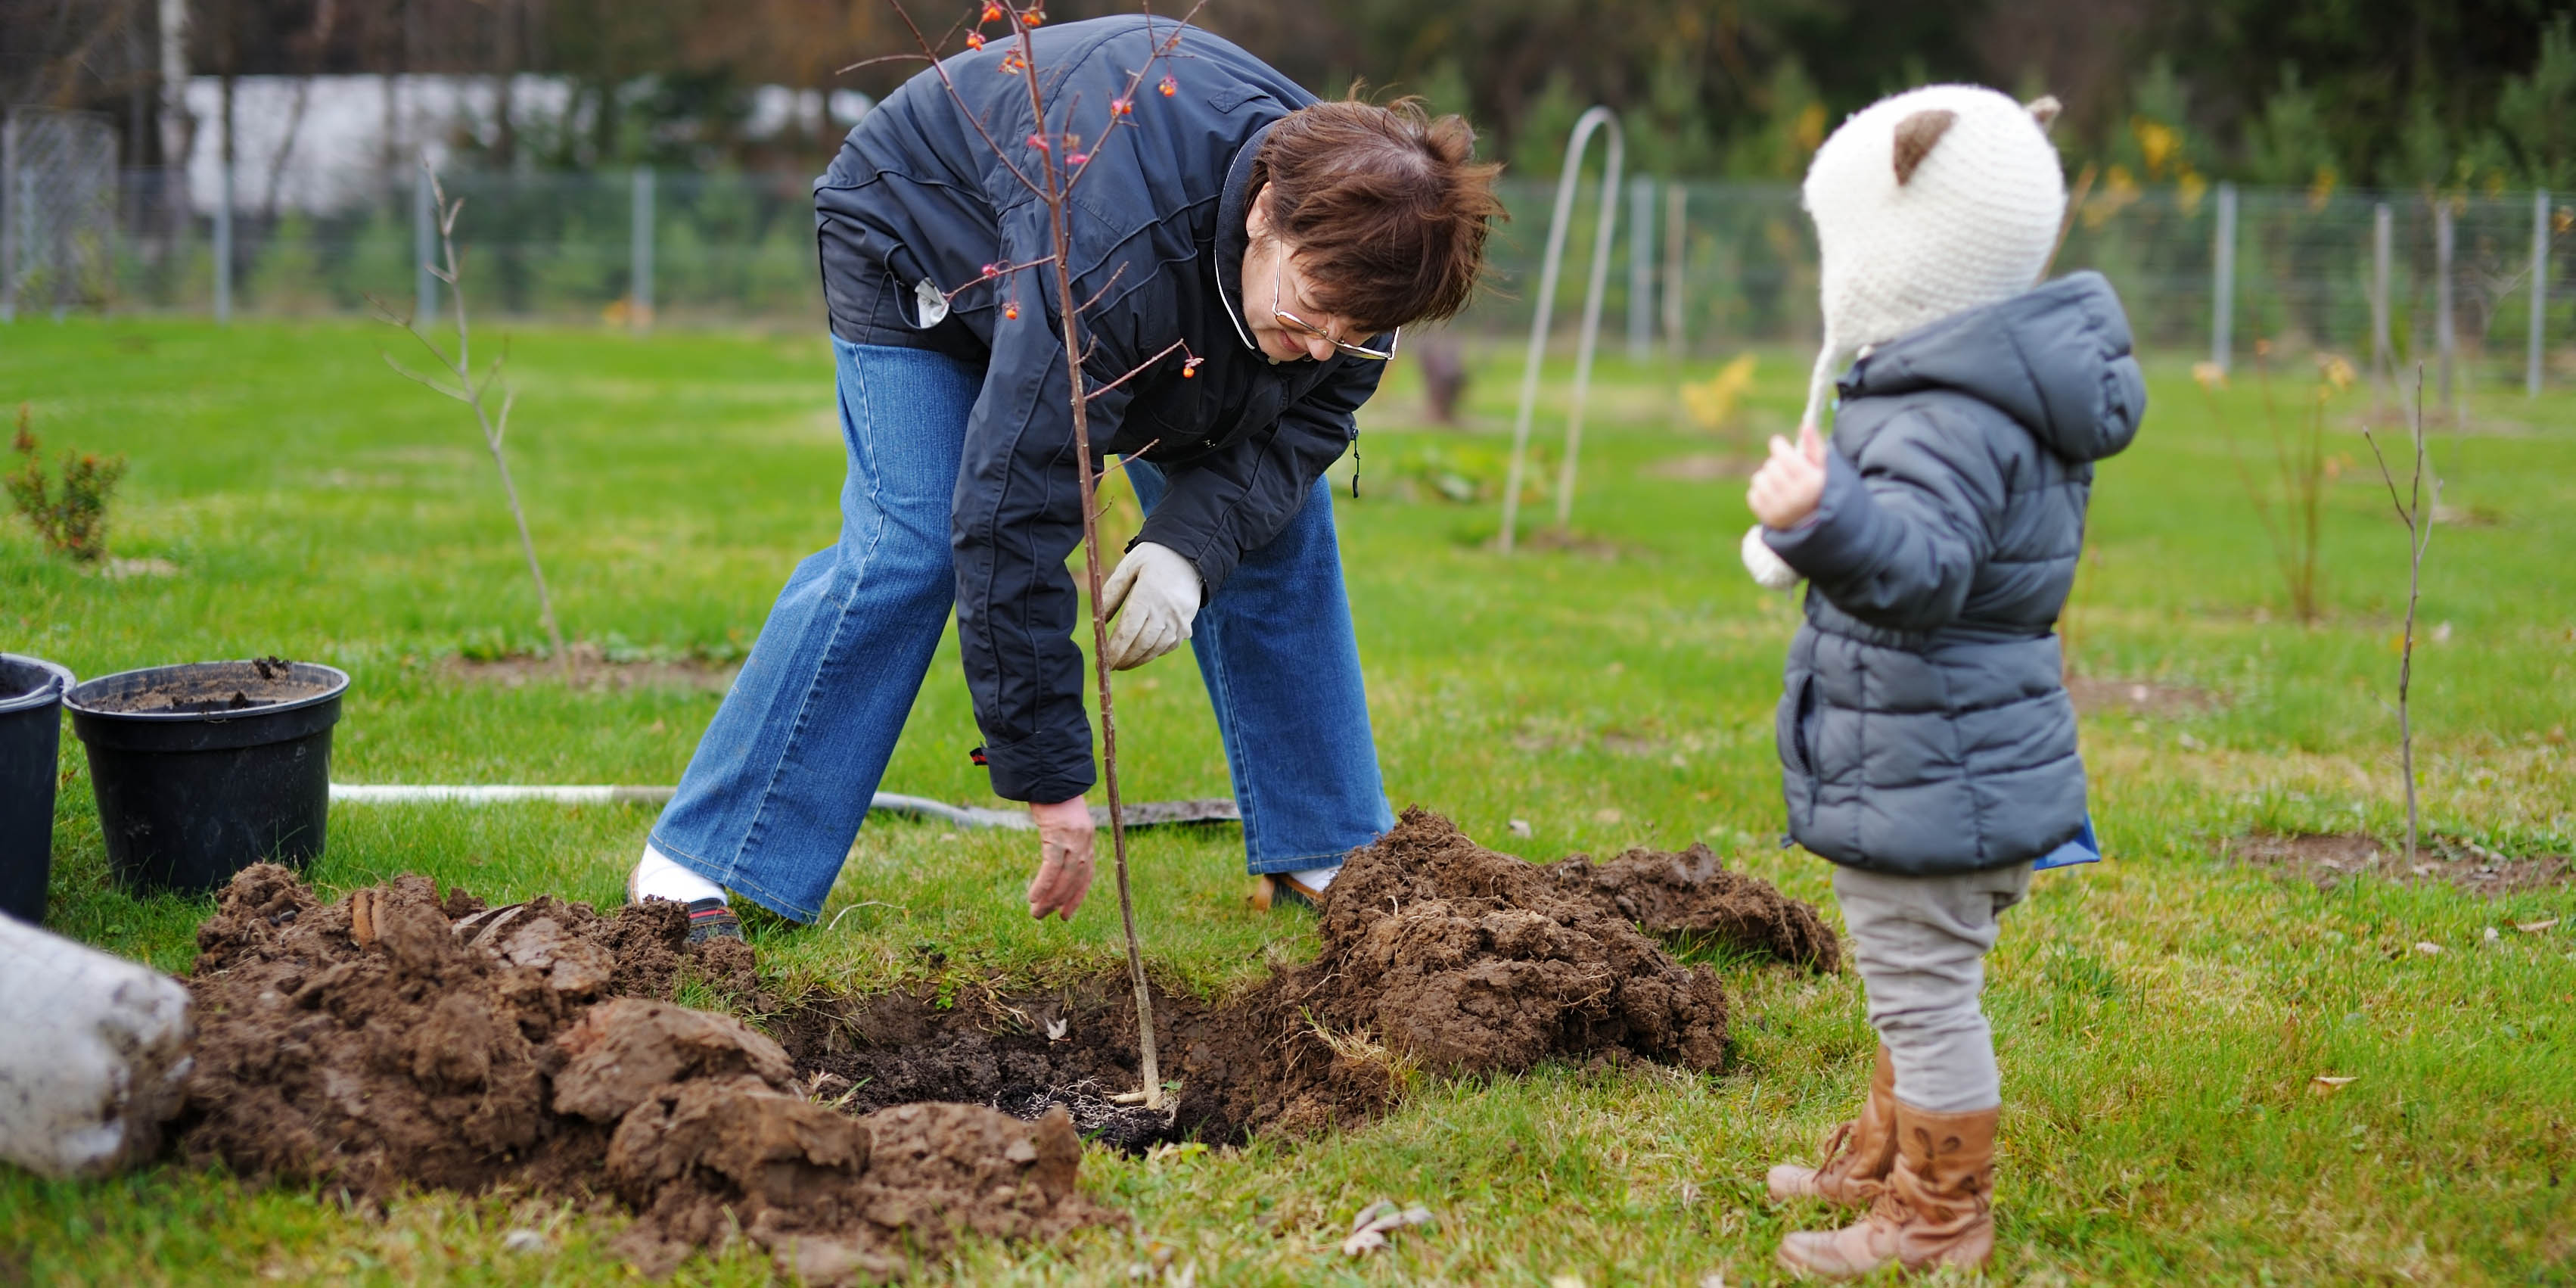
2, 316, 2572, 1285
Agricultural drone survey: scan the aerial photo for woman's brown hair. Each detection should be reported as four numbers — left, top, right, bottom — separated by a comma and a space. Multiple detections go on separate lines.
1249, 98, 1506, 335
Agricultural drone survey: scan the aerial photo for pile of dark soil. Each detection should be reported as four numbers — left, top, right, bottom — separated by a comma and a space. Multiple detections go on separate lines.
172, 813, 1831, 1275
1172, 808, 1829, 1141
179, 865, 1113, 1282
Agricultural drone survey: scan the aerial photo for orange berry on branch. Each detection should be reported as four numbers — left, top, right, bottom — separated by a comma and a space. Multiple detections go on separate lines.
1159, 75, 1177, 97
965, 31, 985, 49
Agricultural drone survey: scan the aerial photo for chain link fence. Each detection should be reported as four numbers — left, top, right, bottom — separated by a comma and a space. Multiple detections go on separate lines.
1, 108, 120, 321
34, 162, 2576, 384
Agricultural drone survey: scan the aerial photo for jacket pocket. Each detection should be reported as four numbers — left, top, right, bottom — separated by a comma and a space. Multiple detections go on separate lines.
1777, 671, 1819, 779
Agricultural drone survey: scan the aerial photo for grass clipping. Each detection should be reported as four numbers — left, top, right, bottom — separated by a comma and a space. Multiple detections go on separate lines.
1174, 807, 1837, 1141
176, 865, 1114, 1283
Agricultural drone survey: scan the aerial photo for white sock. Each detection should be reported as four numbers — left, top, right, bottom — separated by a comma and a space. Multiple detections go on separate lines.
1289, 863, 1341, 892
632, 843, 726, 905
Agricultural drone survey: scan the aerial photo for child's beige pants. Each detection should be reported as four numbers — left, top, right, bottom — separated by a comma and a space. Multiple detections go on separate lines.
1830, 861, 2034, 1112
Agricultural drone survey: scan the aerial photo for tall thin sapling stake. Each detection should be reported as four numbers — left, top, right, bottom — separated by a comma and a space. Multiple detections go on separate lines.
375, 176, 572, 681
2361, 365, 2438, 864
863, 1, 1210, 1109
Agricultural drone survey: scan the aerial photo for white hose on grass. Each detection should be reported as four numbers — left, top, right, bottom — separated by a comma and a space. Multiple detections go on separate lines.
328, 783, 1034, 830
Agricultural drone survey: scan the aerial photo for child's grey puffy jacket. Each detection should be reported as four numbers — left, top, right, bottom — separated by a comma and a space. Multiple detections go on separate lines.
1763, 271, 2144, 876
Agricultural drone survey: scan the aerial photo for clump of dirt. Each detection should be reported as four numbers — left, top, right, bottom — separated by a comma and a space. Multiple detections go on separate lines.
1171, 807, 1831, 1143
179, 866, 1114, 1282
1547, 842, 1841, 971
2231, 832, 2574, 895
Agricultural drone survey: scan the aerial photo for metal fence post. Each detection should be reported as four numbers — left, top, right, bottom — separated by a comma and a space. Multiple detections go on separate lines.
2211, 182, 2236, 373
631, 166, 654, 332
1, 114, 17, 324
2372, 202, 2393, 393
213, 151, 233, 324
2531, 189, 2550, 399
1662, 183, 1686, 359
1627, 174, 1654, 362
2436, 200, 2456, 412
413, 156, 436, 325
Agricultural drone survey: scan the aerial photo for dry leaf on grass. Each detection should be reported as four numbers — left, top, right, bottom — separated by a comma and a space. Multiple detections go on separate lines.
1341, 1200, 1435, 1256
2515, 919, 2559, 934
2413, 941, 2443, 954
2311, 1075, 2359, 1094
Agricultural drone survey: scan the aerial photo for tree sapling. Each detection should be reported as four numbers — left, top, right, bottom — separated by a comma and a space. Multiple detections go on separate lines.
375, 178, 571, 680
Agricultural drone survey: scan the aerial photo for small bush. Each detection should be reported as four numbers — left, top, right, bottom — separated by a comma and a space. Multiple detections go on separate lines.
6, 403, 129, 562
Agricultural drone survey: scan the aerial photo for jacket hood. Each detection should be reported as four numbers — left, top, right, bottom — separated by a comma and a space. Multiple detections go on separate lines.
1838, 269, 2144, 463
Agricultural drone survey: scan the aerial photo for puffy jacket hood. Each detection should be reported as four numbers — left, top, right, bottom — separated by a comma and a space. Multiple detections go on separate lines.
1838, 269, 2143, 464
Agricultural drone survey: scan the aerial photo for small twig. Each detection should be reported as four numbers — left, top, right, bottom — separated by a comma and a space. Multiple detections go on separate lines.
1085, 338, 1190, 400
377, 173, 572, 681
1094, 440, 1160, 487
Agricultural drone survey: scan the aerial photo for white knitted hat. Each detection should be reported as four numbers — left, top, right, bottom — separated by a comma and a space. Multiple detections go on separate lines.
1795, 85, 2067, 429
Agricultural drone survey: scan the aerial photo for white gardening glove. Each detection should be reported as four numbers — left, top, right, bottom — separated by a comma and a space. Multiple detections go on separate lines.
1098, 541, 1202, 670
1742, 524, 1801, 591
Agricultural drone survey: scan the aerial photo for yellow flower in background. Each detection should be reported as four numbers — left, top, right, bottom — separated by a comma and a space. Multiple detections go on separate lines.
2307, 166, 2338, 210
1794, 103, 1827, 155
2317, 353, 2356, 391
2192, 361, 2227, 391
2556, 207, 2573, 236
1682, 353, 1760, 432
2177, 169, 2208, 216
2133, 117, 2181, 179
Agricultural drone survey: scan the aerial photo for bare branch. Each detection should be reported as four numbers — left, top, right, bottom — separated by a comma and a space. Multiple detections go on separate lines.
1085, 338, 1189, 400
883, 0, 1046, 201
1094, 440, 1160, 487
835, 51, 937, 74
379, 353, 471, 401
1073, 261, 1131, 314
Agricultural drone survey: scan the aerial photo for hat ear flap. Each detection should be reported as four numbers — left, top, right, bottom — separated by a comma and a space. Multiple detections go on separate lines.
2024, 95, 2063, 132
1891, 108, 1956, 185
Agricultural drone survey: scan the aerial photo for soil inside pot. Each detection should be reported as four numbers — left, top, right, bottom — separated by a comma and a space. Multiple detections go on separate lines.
79, 656, 330, 715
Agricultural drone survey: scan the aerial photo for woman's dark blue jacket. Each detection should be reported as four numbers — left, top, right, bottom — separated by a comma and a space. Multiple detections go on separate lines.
815, 16, 1385, 804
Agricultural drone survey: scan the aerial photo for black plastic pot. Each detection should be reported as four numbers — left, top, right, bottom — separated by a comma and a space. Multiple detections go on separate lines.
66, 659, 350, 895
0, 653, 76, 924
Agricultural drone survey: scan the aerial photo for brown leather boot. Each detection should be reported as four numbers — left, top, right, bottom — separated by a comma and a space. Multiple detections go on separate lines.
1775, 1100, 1996, 1280
1765, 1046, 1898, 1208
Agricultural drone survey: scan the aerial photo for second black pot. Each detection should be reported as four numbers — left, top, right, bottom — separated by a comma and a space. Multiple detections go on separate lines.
67, 659, 350, 895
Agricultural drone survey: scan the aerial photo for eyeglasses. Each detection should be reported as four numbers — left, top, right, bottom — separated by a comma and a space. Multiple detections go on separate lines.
1272, 257, 1398, 360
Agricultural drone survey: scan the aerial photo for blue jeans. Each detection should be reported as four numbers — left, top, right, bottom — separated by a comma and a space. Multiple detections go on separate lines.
648, 338, 1394, 922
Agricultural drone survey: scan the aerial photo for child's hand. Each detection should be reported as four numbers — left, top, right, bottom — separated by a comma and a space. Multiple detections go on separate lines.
1748, 422, 1829, 530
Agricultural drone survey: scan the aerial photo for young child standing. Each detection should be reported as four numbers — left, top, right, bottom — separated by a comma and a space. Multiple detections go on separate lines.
1739, 85, 2144, 1278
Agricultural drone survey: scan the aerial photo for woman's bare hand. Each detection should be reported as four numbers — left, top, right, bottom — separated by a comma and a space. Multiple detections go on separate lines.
1025, 797, 1096, 921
